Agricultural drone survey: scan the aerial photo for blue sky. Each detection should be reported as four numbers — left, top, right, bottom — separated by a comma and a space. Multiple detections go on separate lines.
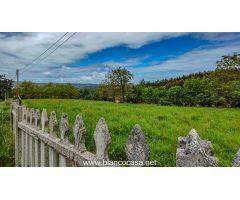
0, 32, 239, 83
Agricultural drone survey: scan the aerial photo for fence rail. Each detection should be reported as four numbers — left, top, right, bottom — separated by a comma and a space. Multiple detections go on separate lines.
11, 101, 240, 167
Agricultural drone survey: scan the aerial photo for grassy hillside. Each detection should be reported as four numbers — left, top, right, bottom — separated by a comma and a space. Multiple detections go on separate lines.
0, 101, 14, 166
24, 99, 240, 167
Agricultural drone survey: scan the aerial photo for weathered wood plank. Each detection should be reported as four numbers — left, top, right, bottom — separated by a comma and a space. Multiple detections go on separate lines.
21, 131, 25, 166
94, 118, 111, 161
40, 141, 46, 167
49, 147, 57, 167
25, 133, 29, 167
125, 124, 150, 167
29, 136, 33, 166
41, 109, 48, 133
59, 155, 66, 167
34, 139, 39, 167
59, 113, 70, 167
74, 115, 86, 152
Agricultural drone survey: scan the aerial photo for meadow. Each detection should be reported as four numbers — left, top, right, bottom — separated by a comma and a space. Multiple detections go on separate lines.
0, 101, 14, 166
22, 99, 240, 167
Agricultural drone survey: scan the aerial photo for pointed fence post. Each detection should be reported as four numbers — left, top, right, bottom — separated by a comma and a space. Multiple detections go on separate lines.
30, 108, 35, 127
94, 118, 111, 161
125, 124, 150, 167
74, 115, 86, 153
59, 113, 69, 167
34, 109, 40, 167
176, 129, 219, 167
26, 108, 31, 125
49, 111, 58, 167
15, 105, 23, 166
29, 108, 35, 166
22, 106, 27, 123
40, 109, 48, 167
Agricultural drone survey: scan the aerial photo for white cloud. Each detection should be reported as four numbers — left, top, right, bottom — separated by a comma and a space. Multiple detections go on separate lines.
131, 42, 240, 81
1, 32, 240, 83
0, 32, 187, 79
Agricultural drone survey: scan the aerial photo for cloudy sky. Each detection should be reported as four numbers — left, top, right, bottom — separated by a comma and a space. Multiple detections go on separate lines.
0, 32, 240, 84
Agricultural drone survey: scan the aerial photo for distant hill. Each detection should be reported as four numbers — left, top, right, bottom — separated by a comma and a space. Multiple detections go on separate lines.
13, 82, 99, 89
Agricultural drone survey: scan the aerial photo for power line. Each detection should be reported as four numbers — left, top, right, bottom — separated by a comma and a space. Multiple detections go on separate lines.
21, 32, 69, 72
22, 32, 77, 73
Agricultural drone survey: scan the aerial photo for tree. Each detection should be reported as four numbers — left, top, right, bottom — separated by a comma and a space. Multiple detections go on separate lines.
0, 75, 13, 100
102, 67, 133, 102
216, 52, 240, 70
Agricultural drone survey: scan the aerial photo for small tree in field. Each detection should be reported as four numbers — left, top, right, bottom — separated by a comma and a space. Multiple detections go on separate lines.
216, 52, 240, 70
101, 67, 133, 102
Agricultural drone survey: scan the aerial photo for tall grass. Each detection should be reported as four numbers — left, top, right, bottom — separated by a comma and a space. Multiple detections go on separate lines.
23, 99, 240, 167
0, 101, 15, 167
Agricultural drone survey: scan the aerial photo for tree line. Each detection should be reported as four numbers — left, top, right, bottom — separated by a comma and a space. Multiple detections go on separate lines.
1, 53, 240, 107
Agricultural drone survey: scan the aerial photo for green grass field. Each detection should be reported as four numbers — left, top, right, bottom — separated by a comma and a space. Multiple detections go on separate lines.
22, 99, 240, 167
0, 101, 14, 166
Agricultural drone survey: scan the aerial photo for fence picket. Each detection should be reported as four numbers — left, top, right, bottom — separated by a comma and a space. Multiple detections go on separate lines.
48, 111, 58, 166
59, 113, 70, 167
40, 141, 46, 167
41, 109, 48, 133
94, 118, 111, 161
74, 115, 86, 152
25, 133, 29, 166
125, 124, 150, 167
21, 131, 25, 166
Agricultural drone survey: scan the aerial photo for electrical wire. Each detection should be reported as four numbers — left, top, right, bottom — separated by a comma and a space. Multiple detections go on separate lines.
21, 32, 77, 73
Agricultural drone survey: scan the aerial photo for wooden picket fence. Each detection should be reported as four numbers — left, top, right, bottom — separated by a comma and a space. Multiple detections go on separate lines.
10, 101, 150, 167
11, 100, 239, 167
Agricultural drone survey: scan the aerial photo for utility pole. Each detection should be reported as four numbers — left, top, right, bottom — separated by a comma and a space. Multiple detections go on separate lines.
16, 69, 21, 105
16, 69, 19, 98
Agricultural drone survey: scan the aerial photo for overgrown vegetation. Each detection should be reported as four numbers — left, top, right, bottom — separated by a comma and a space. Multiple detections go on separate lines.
0, 101, 14, 166
0, 75, 12, 100
24, 99, 240, 167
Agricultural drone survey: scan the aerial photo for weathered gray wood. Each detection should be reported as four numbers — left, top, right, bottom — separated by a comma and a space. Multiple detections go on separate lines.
48, 111, 58, 167
49, 147, 57, 167
125, 124, 150, 166
94, 118, 111, 160
21, 131, 25, 166
49, 111, 58, 137
30, 108, 35, 127
59, 155, 67, 167
176, 129, 219, 167
19, 122, 102, 166
25, 133, 29, 166
74, 115, 86, 152
41, 109, 48, 133
40, 141, 46, 167
29, 136, 34, 166
14, 105, 23, 166
60, 113, 69, 143
35, 109, 41, 130
34, 139, 39, 167
22, 106, 27, 123
26, 108, 31, 125
59, 113, 70, 167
